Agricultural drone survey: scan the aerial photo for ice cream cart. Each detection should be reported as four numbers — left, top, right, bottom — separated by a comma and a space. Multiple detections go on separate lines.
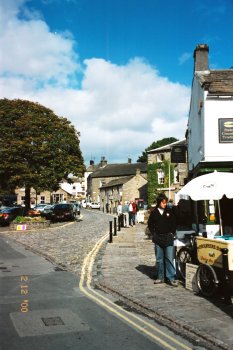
195, 236, 233, 303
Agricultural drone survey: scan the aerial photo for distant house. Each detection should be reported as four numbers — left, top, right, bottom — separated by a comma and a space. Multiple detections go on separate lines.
147, 139, 188, 204
15, 176, 85, 206
99, 169, 147, 213
86, 157, 147, 209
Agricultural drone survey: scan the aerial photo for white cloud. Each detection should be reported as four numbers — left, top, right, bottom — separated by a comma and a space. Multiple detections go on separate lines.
178, 52, 192, 65
0, 0, 190, 164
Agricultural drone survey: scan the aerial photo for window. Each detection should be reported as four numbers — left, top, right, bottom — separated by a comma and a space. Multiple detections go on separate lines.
157, 153, 164, 162
157, 170, 165, 184
53, 194, 63, 203
40, 196, 45, 204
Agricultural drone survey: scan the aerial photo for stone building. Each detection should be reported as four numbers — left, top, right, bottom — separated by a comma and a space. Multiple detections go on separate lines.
86, 158, 147, 207
15, 177, 85, 206
99, 169, 147, 213
147, 139, 188, 202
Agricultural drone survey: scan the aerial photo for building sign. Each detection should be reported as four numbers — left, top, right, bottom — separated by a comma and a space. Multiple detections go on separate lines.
170, 145, 187, 163
219, 118, 233, 143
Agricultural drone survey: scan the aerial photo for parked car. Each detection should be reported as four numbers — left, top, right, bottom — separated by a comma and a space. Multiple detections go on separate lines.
82, 200, 91, 208
27, 208, 41, 217
50, 203, 75, 222
33, 204, 50, 212
0, 206, 25, 226
90, 202, 100, 209
40, 205, 55, 220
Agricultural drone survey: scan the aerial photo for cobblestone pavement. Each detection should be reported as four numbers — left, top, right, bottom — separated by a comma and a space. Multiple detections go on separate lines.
94, 224, 233, 350
0, 210, 114, 276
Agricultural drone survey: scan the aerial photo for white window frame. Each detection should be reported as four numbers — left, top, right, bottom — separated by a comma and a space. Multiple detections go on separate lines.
157, 170, 165, 184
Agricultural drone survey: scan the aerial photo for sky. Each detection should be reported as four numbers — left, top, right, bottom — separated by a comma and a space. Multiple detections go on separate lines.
1, 0, 233, 166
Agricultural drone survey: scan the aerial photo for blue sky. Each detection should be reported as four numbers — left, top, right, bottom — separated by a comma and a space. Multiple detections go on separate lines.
1, 0, 233, 165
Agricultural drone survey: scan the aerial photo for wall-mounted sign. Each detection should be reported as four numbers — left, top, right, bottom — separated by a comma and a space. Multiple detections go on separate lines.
219, 118, 233, 143
171, 145, 187, 163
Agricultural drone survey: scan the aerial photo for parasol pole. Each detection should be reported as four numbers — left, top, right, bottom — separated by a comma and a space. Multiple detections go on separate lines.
217, 199, 223, 236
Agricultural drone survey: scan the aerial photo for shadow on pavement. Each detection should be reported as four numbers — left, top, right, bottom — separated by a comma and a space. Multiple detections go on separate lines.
136, 264, 155, 280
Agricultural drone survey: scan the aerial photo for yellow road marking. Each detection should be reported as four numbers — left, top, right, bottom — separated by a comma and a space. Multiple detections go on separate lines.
79, 233, 192, 350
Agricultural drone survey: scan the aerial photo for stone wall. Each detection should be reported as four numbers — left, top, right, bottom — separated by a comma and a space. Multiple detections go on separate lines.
10, 221, 51, 231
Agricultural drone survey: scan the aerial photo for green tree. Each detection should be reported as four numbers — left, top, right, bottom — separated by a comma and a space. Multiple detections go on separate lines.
0, 99, 85, 210
137, 137, 178, 163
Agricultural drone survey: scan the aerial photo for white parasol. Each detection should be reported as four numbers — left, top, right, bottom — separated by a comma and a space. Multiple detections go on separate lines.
176, 171, 233, 235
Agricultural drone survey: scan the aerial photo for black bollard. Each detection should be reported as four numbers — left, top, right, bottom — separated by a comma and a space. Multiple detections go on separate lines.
120, 213, 124, 227
114, 217, 117, 236
109, 221, 113, 243
118, 215, 121, 231
221, 248, 232, 305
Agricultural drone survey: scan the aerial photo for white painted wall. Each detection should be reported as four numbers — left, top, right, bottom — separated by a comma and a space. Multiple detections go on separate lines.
188, 75, 233, 171
204, 98, 233, 161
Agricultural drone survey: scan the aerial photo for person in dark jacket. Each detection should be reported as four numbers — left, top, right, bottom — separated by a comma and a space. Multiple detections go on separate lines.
148, 193, 178, 287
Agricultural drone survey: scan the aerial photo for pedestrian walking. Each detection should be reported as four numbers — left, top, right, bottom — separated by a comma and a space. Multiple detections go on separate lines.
148, 193, 178, 287
122, 201, 129, 227
132, 200, 137, 225
128, 201, 134, 226
117, 201, 124, 227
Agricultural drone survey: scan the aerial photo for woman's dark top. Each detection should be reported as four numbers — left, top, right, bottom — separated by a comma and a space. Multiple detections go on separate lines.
148, 207, 176, 247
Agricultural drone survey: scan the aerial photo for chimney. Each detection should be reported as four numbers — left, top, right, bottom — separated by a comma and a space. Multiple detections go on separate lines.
100, 156, 107, 167
193, 44, 209, 72
128, 158, 132, 164
90, 160, 94, 165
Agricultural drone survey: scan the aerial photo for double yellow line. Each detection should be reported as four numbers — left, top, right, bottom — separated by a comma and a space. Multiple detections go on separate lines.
79, 233, 192, 350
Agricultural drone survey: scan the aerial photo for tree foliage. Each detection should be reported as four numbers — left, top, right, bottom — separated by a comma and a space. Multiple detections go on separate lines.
0, 99, 85, 208
137, 137, 178, 163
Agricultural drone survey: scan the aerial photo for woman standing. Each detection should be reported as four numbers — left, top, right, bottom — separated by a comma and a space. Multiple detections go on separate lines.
148, 193, 178, 287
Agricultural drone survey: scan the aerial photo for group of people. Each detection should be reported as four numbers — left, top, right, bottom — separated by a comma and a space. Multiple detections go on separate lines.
117, 200, 138, 227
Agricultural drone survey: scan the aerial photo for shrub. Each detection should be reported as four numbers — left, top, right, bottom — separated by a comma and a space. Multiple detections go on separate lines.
13, 216, 47, 223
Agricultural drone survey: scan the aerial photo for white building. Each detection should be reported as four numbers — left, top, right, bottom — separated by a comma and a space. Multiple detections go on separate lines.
187, 44, 233, 176
186, 44, 233, 234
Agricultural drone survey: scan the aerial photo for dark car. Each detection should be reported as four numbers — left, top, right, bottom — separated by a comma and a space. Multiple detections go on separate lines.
50, 203, 75, 222
0, 206, 25, 226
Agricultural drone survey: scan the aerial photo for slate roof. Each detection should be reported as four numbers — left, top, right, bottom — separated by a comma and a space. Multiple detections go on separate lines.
100, 176, 134, 189
90, 162, 147, 178
147, 139, 186, 154
197, 70, 233, 95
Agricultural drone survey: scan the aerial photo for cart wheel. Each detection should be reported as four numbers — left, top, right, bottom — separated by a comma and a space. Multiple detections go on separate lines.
176, 247, 193, 280
196, 264, 219, 297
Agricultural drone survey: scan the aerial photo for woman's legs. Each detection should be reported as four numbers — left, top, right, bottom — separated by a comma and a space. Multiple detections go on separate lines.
155, 244, 176, 282
164, 245, 176, 282
154, 244, 165, 281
